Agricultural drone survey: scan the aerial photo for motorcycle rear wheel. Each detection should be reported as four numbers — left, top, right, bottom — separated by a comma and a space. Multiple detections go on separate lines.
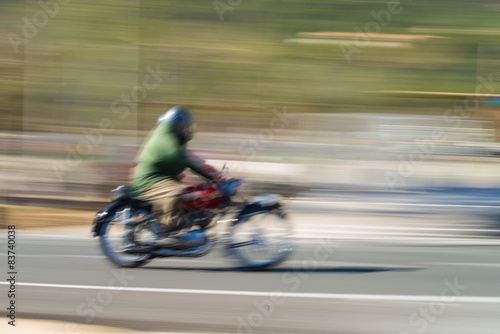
99, 207, 160, 268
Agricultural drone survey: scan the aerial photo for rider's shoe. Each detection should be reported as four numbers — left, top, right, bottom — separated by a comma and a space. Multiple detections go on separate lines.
153, 236, 186, 249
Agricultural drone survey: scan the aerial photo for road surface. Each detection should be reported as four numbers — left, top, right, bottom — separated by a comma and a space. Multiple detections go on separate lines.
2, 192, 500, 333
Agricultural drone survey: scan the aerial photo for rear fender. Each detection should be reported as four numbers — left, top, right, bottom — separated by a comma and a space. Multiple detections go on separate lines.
91, 200, 128, 237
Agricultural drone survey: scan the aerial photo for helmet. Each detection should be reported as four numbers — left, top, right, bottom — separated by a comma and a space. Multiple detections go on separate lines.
157, 105, 195, 144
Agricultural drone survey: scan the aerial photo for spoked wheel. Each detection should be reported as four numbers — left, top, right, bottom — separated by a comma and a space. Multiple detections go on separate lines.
99, 207, 160, 268
225, 210, 293, 270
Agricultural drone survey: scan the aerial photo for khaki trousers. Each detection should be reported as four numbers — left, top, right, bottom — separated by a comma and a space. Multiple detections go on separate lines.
137, 178, 187, 232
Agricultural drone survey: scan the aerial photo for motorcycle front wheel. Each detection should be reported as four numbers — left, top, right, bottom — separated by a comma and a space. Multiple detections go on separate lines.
224, 210, 293, 270
99, 207, 160, 268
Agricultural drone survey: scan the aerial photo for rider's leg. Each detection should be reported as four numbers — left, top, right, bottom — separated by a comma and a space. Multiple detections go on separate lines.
140, 182, 224, 248
136, 179, 187, 234
139, 180, 224, 237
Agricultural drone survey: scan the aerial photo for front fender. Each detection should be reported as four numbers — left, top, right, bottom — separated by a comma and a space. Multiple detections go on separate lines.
236, 194, 281, 219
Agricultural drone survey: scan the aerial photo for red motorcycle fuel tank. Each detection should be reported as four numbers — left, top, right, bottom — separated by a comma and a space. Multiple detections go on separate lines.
178, 184, 224, 210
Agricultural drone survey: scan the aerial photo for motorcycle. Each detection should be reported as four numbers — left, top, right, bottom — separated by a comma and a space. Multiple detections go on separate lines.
90, 178, 293, 270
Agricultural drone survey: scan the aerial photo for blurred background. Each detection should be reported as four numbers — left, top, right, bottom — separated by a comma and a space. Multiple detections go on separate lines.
2, 0, 500, 224
3, 0, 500, 229
3, 1, 500, 334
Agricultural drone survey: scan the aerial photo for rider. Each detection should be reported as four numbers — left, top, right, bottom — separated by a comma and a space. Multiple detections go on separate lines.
131, 105, 224, 246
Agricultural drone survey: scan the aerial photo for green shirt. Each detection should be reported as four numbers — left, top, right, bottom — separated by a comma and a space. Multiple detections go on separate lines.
131, 123, 196, 193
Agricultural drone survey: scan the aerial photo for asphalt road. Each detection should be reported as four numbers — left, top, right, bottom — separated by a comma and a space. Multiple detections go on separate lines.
2, 231, 500, 334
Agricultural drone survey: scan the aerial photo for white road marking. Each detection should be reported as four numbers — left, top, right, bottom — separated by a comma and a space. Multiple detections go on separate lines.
1, 281, 499, 303
294, 235, 500, 245
297, 224, 499, 233
294, 229, 491, 237
11, 234, 500, 245
422, 262, 500, 268
16, 254, 104, 259
19, 234, 93, 240
290, 199, 500, 209
0, 253, 223, 263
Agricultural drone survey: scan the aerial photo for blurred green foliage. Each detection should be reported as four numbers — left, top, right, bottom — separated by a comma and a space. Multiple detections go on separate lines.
2, 0, 500, 132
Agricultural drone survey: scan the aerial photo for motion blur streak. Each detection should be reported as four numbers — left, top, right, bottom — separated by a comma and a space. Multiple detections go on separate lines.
2, 0, 500, 333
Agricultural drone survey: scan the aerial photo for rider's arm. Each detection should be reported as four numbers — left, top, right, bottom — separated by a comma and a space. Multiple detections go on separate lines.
185, 150, 223, 181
